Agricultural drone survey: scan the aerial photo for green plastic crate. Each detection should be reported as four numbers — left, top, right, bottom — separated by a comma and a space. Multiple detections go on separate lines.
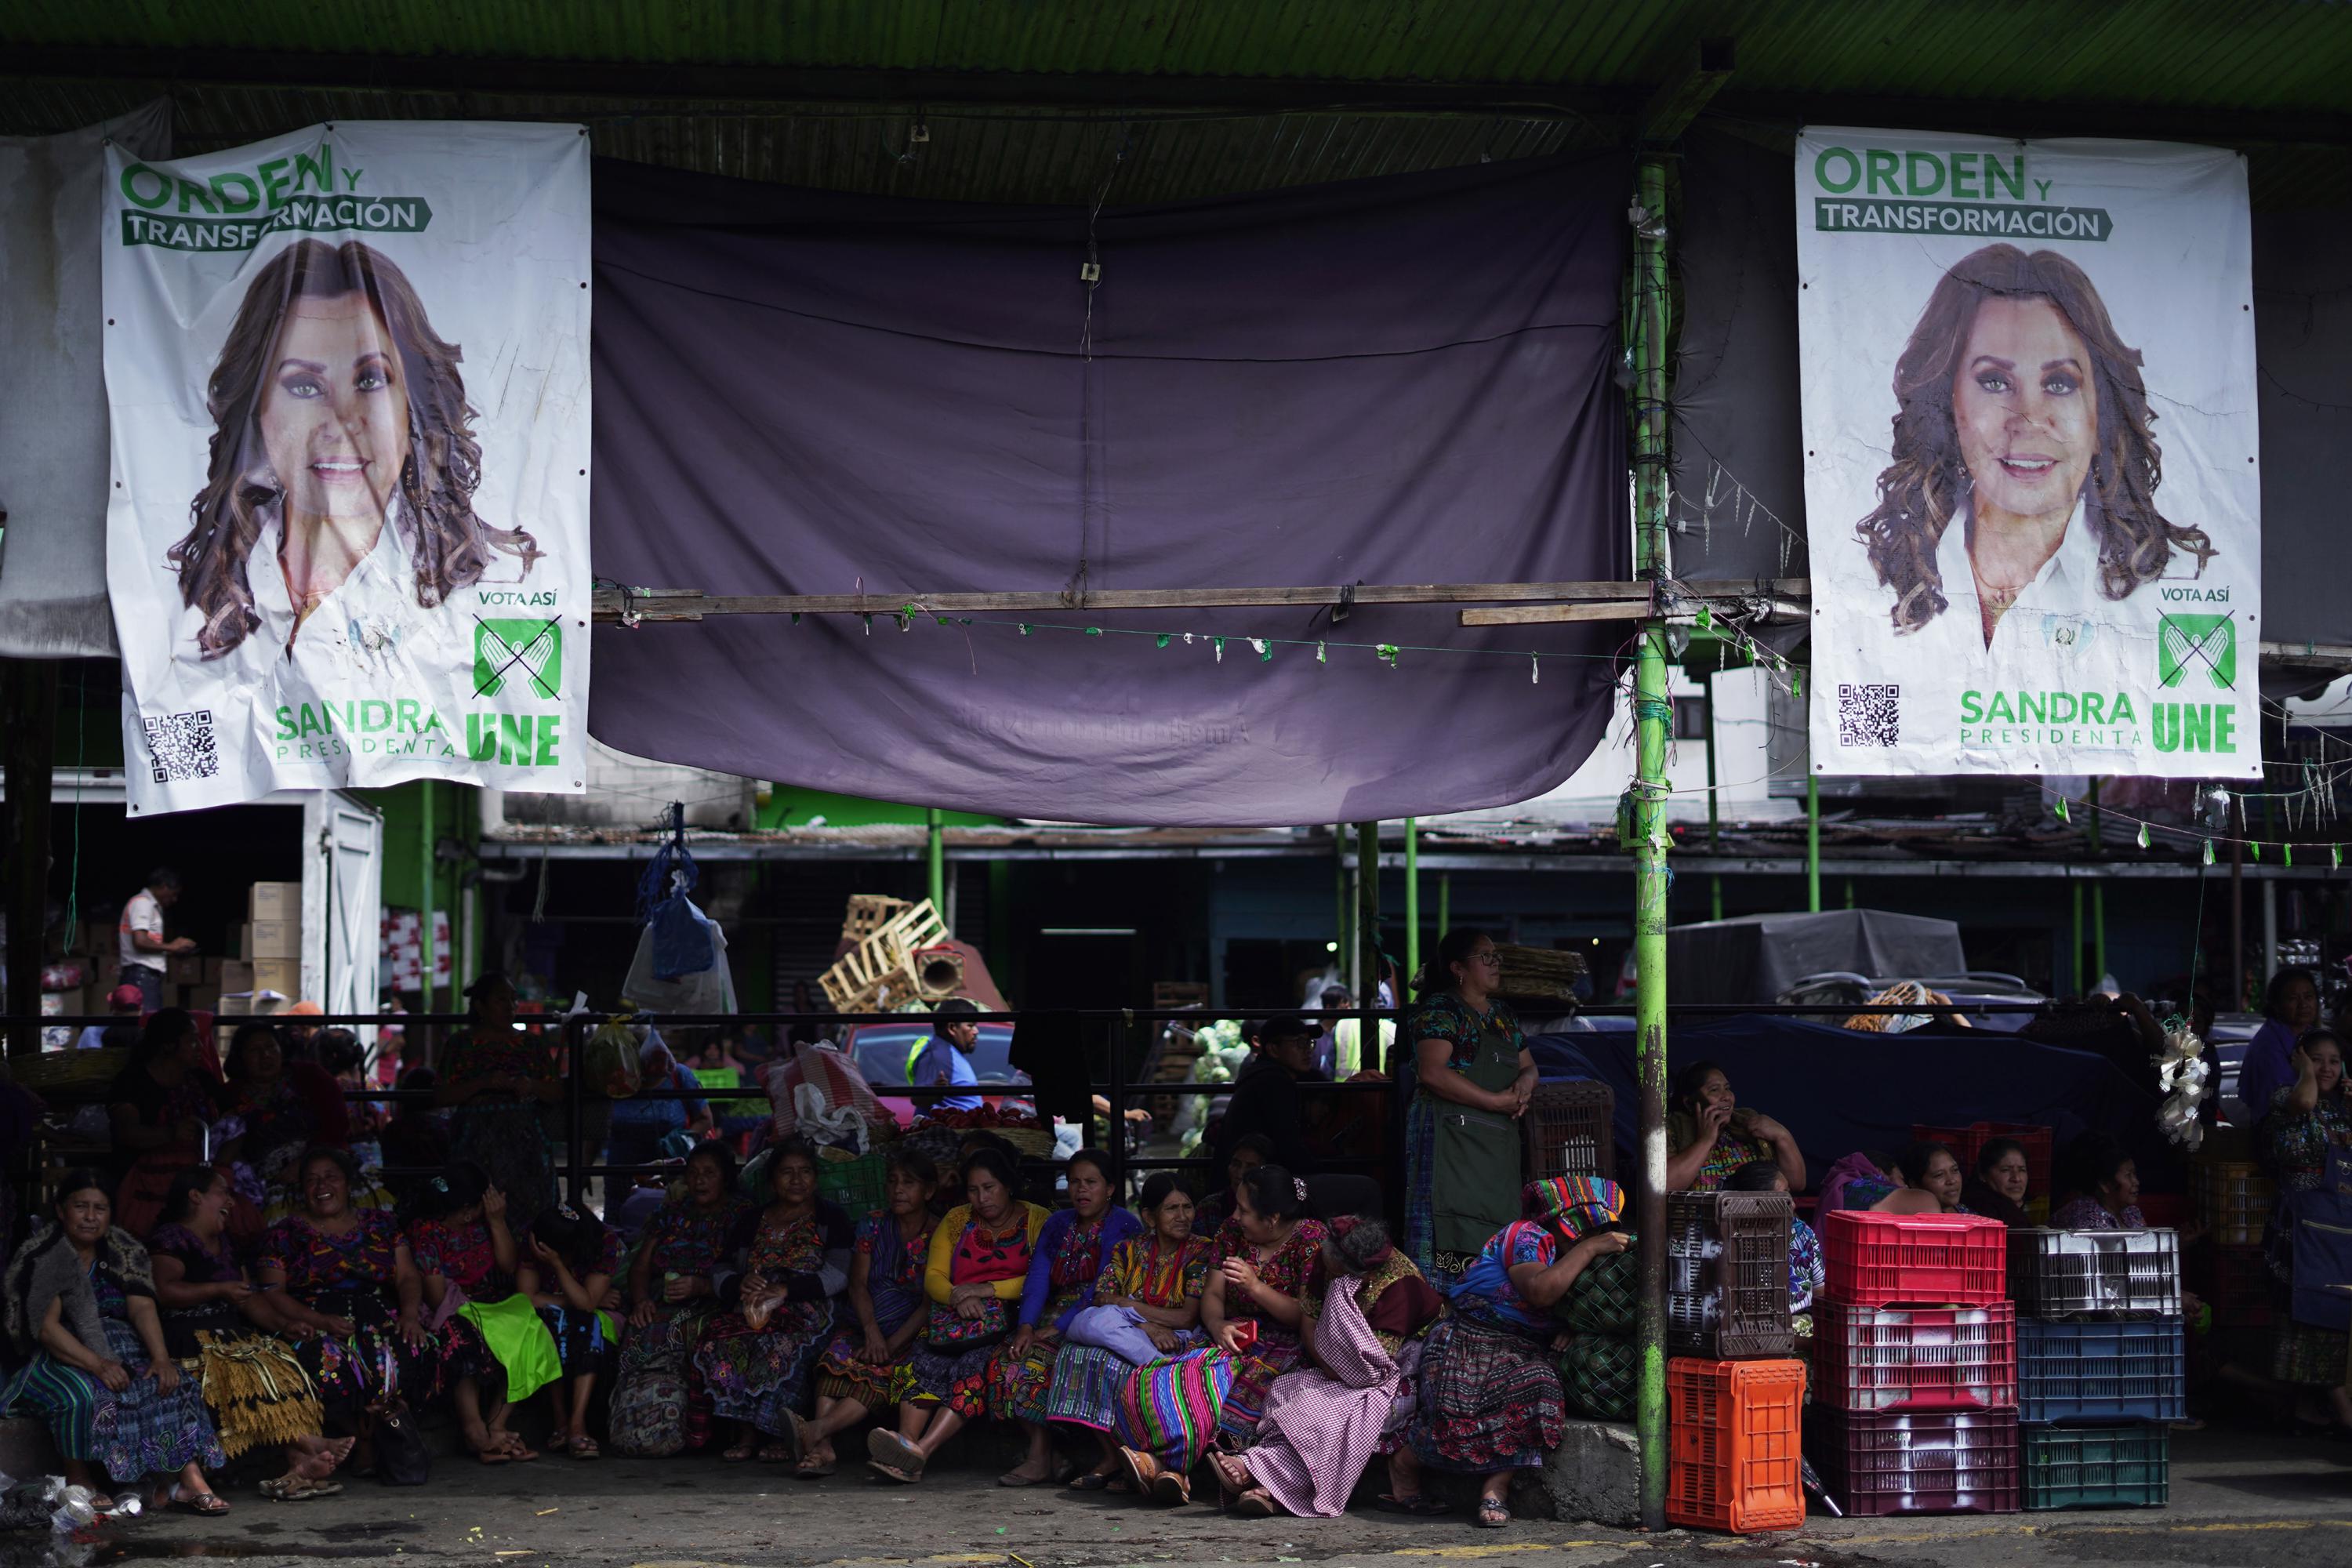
2021, 1422, 2169, 1510
815, 1149, 892, 1217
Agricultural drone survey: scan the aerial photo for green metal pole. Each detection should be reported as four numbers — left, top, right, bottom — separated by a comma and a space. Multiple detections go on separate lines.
1710, 876, 1723, 923
1845, 877, 1857, 911
1704, 668, 1724, 922
1806, 774, 1822, 913
1404, 818, 1421, 991
1438, 873, 1450, 942
1356, 821, 1381, 1070
2071, 880, 2085, 996
2092, 880, 2108, 989
419, 781, 436, 1018
1335, 827, 1351, 966
926, 808, 946, 910
1629, 154, 1673, 1534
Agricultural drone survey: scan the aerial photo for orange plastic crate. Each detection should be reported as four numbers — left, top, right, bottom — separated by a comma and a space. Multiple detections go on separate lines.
1667, 1357, 1809, 1534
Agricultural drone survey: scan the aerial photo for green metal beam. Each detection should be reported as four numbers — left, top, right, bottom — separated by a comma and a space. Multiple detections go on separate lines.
926, 808, 946, 911
1404, 818, 1421, 990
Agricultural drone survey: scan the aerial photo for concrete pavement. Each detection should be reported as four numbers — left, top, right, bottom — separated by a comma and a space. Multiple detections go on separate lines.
27, 1420, 2351, 1568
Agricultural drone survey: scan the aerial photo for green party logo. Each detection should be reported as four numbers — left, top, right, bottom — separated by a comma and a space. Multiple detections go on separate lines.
2157, 614, 2235, 691
474, 618, 562, 699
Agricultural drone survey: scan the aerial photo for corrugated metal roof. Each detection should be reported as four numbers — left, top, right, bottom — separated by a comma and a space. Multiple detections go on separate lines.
8, 1, 2350, 112
3, 2, 2345, 205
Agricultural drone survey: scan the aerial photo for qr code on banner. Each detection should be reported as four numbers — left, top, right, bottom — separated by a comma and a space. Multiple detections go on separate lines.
142, 710, 220, 784
1837, 683, 1900, 748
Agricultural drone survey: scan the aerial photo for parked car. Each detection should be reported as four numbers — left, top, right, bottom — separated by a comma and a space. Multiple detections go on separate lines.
843, 1020, 1033, 1128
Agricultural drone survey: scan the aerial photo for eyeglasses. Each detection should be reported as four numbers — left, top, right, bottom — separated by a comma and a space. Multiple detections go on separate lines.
1467, 950, 1503, 966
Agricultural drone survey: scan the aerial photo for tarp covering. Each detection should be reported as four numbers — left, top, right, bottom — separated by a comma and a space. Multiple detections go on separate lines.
1666, 908, 1966, 1004
0, 103, 169, 658
1533, 1013, 2176, 1196
1671, 125, 2352, 656
586, 154, 1630, 826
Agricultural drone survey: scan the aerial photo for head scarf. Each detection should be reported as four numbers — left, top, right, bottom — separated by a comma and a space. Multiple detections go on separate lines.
1522, 1176, 1626, 1243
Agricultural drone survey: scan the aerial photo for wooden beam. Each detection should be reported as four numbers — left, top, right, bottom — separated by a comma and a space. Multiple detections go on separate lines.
1458, 603, 1648, 626
592, 578, 1807, 624
1639, 38, 1737, 146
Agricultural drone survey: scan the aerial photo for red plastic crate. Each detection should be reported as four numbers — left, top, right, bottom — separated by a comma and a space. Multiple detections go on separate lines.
1911, 1122, 2053, 1206
1823, 1210, 2008, 1308
1806, 1408, 2021, 1516
1667, 1357, 1808, 1534
1813, 1301, 2018, 1413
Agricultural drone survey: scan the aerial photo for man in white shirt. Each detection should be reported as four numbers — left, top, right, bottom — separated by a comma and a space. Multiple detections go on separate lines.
118, 867, 195, 1011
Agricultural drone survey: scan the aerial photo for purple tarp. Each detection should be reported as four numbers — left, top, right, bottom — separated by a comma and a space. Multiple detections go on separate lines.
587, 154, 1629, 826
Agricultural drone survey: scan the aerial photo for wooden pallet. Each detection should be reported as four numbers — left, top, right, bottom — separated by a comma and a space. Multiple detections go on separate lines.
821, 898, 949, 1011
841, 894, 914, 944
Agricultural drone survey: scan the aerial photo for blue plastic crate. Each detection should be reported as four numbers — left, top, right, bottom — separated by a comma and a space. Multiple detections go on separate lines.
2017, 1318, 2186, 1423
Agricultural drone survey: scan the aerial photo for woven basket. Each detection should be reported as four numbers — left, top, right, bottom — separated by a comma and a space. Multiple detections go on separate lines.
996, 1126, 1058, 1158
1559, 1244, 1640, 1336
1558, 1330, 1638, 1421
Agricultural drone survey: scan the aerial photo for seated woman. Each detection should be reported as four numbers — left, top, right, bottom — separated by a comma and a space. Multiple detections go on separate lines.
1048, 1172, 1211, 1492
693, 1138, 855, 1463
1666, 1060, 1806, 1194
1725, 1162, 1823, 1334
1393, 1177, 1635, 1529
107, 1008, 223, 1239
987, 1147, 1140, 1487
1959, 1138, 2035, 1228
406, 1163, 550, 1465
1209, 1214, 1444, 1518
1, 1169, 229, 1515
524, 1201, 625, 1461
794, 1149, 942, 1479
610, 1141, 757, 1457
1195, 1134, 1273, 1239
256, 1147, 463, 1443
148, 1167, 349, 1499
1837, 1141, 1966, 1215
2050, 1132, 2148, 1229
216, 1021, 386, 1229
1115, 1163, 1328, 1505
865, 1148, 1048, 1484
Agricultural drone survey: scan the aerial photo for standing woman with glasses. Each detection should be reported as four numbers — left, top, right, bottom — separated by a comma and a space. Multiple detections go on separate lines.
1402, 931, 1537, 1289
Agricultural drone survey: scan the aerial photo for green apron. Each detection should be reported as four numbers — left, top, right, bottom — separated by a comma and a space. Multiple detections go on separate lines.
1427, 1008, 1526, 1267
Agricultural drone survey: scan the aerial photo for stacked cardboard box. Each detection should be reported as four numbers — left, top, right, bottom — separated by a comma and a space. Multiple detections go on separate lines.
222, 883, 303, 1008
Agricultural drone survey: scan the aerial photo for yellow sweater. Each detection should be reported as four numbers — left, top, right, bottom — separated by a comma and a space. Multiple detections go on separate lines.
924, 1201, 1050, 1305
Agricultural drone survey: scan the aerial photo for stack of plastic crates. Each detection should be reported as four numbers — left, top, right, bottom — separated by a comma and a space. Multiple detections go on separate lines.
1664, 1191, 1806, 1531
1667, 1358, 1808, 1532
2009, 1227, 2183, 1512
1807, 1210, 2018, 1516
2188, 1157, 2274, 1329
1911, 1121, 2054, 1224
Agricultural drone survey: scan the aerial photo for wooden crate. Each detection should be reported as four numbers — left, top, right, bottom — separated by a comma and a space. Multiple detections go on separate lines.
820, 898, 949, 1011
841, 894, 913, 944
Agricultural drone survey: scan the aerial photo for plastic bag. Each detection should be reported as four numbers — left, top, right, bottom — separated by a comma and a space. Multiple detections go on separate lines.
760, 1041, 883, 1142
583, 1014, 647, 1099
648, 895, 716, 982
621, 916, 736, 1016
793, 1080, 871, 1156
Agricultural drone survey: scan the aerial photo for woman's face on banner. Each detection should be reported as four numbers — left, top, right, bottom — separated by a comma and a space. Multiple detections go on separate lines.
1948, 294, 2098, 527
256, 291, 412, 524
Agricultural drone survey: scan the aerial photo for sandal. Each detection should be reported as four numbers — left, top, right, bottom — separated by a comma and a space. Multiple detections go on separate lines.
1067, 1471, 1112, 1491
1232, 1489, 1278, 1519
569, 1435, 601, 1461
1149, 1469, 1192, 1507
794, 1454, 837, 1480
866, 1428, 927, 1483
782, 1410, 811, 1463
274, 1477, 343, 1502
997, 1466, 1054, 1488
723, 1442, 759, 1463
1115, 1446, 1159, 1497
1374, 1493, 1451, 1516
1473, 1497, 1511, 1529
169, 1488, 231, 1517
758, 1442, 796, 1464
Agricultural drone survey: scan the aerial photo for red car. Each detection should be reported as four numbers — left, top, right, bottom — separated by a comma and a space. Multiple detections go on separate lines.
844, 1021, 1033, 1129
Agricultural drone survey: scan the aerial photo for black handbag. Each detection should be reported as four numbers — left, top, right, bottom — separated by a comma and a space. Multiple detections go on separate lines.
372, 1406, 431, 1486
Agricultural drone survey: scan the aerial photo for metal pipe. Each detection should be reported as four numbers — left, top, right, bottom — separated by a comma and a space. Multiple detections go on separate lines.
1806, 774, 1821, 913
419, 781, 436, 1019
1404, 818, 1421, 998
1356, 820, 1380, 1076
2262, 876, 2278, 987
2071, 880, 2084, 996
1438, 873, 1450, 941
2231, 838, 2245, 1009
1629, 153, 1672, 1533
1335, 826, 1351, 971
926, 807, 946, 910
2092, 880, 2108, 989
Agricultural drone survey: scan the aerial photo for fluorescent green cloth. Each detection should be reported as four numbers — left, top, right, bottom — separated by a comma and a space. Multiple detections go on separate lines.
457, 1294, 563, 1403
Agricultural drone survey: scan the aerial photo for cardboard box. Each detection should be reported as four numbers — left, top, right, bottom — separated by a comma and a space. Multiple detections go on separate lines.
219, 994, 252, 1017
202, 956, 226, 987
249, 882, 301, 922
182, 986, 222, 1014
220, 959, 254, 994
82, 920, 115, 957
245, 920, 299, 959
250, 958, 300, 997
168, 952, 206, 985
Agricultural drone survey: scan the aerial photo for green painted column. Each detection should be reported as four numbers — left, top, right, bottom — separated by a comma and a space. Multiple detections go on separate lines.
419, 781, 436, 1018
1404, 818, 1421, 989
2071, 880, 2085, 996
1629, 153, 1673, 1533
926, 808, 946, 911
2092, 881, 2108, 989
1806, 774, 1822, 913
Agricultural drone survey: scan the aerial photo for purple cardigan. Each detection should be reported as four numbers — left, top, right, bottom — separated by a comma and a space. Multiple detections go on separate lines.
1018, 1206, 1142, 1333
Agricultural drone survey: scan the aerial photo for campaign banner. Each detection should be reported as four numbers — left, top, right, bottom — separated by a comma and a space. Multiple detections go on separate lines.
102, 123, 591, 813
1798, 129, 2259, 779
